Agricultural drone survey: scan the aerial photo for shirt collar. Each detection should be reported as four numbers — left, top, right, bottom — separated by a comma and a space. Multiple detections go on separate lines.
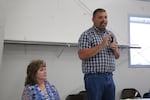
93, 25, 107, 34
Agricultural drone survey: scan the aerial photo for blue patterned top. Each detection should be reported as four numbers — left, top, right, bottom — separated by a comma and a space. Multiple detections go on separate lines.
22, 81, 60, 100
78, 26, 117, 74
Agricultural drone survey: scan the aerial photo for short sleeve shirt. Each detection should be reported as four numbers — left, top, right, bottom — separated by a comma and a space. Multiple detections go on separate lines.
78, 26, 117, 74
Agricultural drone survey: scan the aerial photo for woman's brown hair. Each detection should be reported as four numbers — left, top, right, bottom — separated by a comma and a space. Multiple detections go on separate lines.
24, 59, 46, 86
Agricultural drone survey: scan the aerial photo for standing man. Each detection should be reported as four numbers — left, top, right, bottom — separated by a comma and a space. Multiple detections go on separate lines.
78, 8, 120, 100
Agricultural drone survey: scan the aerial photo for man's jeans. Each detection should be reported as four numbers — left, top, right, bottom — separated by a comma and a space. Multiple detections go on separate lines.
84, 72, 115, 100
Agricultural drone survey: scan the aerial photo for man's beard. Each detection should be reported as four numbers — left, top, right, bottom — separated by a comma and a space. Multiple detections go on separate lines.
98, 21, 107, 31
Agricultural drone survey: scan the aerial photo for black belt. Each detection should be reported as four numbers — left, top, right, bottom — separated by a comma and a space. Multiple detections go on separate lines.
86, 72, 112, 75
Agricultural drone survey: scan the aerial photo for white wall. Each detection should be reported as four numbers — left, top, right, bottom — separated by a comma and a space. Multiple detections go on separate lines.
1, 44, 150, 100
4, 0, 150, 45
0, 0, 5, 98
0, 0, 4, 66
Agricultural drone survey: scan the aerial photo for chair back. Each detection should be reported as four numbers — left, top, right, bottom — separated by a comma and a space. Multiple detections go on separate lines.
65, 91, 87, 100
120, 88, 141, 99
143, 92, 150, 98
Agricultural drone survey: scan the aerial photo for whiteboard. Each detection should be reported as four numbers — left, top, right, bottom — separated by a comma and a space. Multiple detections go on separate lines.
4, 0, 150, 45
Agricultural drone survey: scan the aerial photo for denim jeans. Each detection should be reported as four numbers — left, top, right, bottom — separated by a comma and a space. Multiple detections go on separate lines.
84, 72, 115, 100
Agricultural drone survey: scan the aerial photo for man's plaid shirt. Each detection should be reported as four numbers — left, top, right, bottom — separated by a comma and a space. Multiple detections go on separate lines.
78, 26, 117, 74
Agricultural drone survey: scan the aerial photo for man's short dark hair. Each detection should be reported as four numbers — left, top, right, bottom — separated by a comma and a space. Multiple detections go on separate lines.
93, 8, 106, 18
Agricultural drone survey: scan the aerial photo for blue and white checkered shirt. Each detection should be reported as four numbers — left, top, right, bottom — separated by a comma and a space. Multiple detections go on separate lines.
22, 81, 60, 100
78, 26, 117, 74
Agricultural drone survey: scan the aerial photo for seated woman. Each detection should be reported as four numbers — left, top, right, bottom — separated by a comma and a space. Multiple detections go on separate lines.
22, 59, 60, 100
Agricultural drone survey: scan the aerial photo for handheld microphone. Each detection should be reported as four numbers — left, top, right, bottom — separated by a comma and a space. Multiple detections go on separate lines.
107, 30, 114, 43
110, 35, 113, 43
